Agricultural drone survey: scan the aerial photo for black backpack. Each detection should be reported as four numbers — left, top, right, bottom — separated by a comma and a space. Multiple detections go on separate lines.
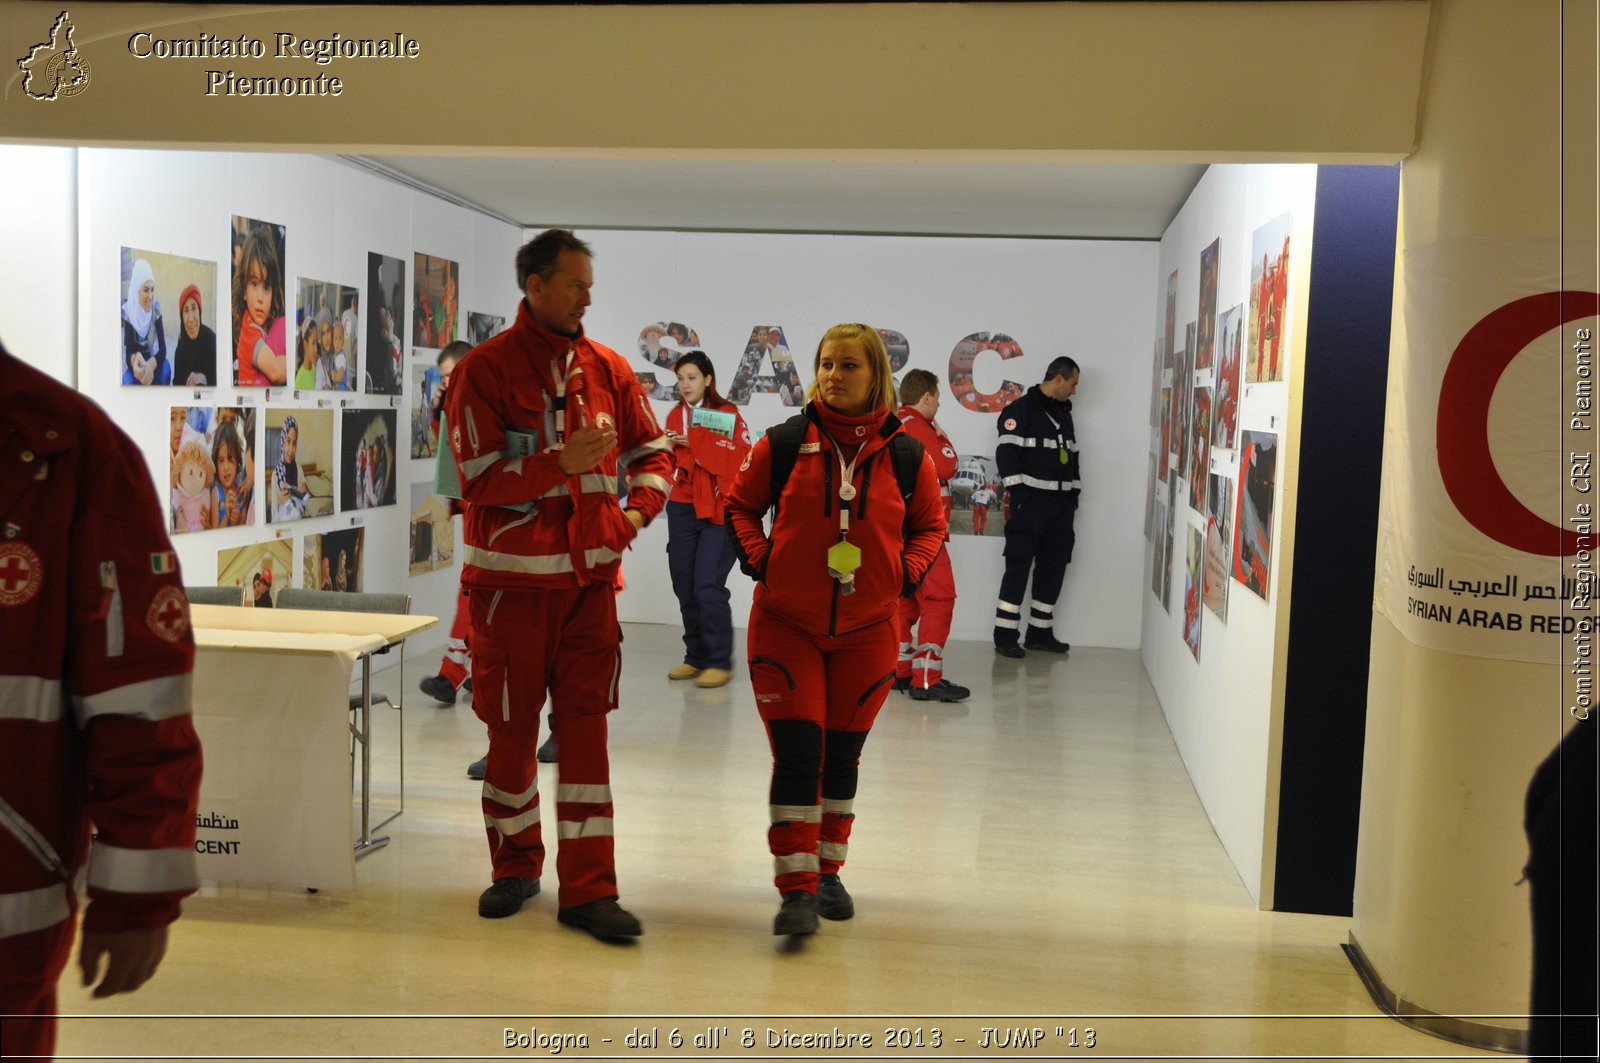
763, 410, 925, 515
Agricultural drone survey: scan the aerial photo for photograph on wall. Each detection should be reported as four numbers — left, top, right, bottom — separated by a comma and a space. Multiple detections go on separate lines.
340, 408, 398, 512
168, 405, 256, 534
1232, 430, 1279, 600
1246, 211, 1293, 384
1148, 339, 1162, 427
216, 539, 292, 608
468, 311, 506, 345
1174, 322, 1195, 480
1195, 238, 1219, 371
1163, 269, 1178, 371
1151, 498, 1168, 605
409, 482, 454, 575
1212, 303, 1244, 449
365, 252, 405, 396
878, 329, 911, 377
230, 215, 288, 387
948, 454, 1003, 538
1205, 472, 1235, 621
410, 362, 444, 459
264, 408, 334, 523
1183, 524, 1204, 661
293, 279, 358, 392
1158, 385, 1172, 479
948, 332, 1026, 414
1144, 448, 1157, 540
1188, 386, 1211, 513
638, 321, 704, 401
119, 247, 218, 387
412, 253, 459, 351
1163, 472, 1177, 609
727, 324, 805, 406
303, 528, 365, 593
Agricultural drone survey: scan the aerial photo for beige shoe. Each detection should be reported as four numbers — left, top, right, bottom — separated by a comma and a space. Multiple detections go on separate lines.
667, 663, 702, 681
695, 667, 733, 688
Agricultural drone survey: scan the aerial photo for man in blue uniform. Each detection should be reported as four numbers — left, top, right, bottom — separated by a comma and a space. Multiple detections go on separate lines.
993, 357, 1081, 657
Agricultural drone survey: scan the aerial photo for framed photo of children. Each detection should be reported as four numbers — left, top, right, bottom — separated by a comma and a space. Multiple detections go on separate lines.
216, 539, 292, 608
303, 528, 365, 593
230, 216, 288, 387
340, 408, 398, 512
1232, 430, 1279, 600
364, 252, 405, 396
468, 311, 505, 345
264, 408, 335, 523
412, 253, 459, 351
294, 279, 358, 392
169, 405, 257, 534
119, 248, 218, 387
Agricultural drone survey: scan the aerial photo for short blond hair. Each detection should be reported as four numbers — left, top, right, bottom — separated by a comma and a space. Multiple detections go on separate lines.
807, 324, 895, 413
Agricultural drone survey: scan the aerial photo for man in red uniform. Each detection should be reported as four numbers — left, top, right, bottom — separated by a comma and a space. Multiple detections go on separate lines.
445, 230, 673, 939
0, 343, 203, 1060
892, 370, 970, 702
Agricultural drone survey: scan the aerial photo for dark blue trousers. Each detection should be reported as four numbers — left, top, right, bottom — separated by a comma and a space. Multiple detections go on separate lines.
666, 500, 737, 670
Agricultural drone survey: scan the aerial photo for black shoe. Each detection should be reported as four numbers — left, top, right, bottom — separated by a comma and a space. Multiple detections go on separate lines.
994, 642, 1025, 659
466, 755, 487, 780
463, 677, 473, 694
478, 877, 539, 918
892, 676, 911, 694
1024, 631, 1071, 653
419, 674, 456, 705
910, 679, 970, 703
558, 897, 643, 939
816, 874, 854, 920
537, 735, 558, 764
773, 891, 819, 936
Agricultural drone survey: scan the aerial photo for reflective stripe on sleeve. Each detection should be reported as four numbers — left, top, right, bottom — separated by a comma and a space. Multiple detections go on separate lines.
86, 844, 198, 894
774, 852, 819, 874
617, 436, 674, 467
1010, 474, 1082, 491
75, 674, 192, 724
996, 434, 1027, 448
770, 804, 822, 824
460, 451, 499, 480
556, 783, 612, 804
628, 472, 672, 497
0, 883, 71, 940
0, 675, 63, 723
556, 816, 614, 840
483, 777, 538, 809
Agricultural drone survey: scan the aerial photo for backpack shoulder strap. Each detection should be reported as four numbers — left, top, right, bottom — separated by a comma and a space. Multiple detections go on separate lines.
765, 412, 812, 510
888, 432, 926, 501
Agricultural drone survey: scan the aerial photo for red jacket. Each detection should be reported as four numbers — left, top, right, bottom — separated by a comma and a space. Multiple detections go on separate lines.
445, 300, 673, 590
666, 399, 752, 524
0, 348, 202, 966
896, 404, 959, 532
724, 403, 946, 636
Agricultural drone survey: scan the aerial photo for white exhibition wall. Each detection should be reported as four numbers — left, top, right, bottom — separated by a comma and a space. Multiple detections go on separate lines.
2, 143, 1155, 654
1140, 164, 1318, 903
577, 229, 1157, 647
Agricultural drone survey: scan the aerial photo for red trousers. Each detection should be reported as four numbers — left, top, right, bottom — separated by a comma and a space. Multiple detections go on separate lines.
972, 504, 989, 535
438, 583, 471, 688
748, 603, 895, 895
896, 546, 955, 688
469, 583, 621, 908
0, 918, 72, 1061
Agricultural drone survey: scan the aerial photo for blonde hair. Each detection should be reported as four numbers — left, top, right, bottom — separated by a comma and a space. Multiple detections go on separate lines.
807, 324, 895, 413
172, 438, 214, 489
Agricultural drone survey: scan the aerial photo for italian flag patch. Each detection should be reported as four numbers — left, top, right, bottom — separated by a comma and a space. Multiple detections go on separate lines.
150, 551, 178, 574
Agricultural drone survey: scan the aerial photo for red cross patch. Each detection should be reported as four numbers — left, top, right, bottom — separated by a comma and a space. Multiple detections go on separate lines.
147, 586, 190, 643
1004, 418, 1018, 430
0, 543, 42, 606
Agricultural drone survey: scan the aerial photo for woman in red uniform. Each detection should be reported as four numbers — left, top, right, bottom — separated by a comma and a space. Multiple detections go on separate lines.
663, 351, 751, 688
724, 323, 946, 936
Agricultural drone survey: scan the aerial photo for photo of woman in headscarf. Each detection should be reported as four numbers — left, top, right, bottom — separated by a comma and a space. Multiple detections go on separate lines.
121, 257, 170, 386
172, 283, 217, 387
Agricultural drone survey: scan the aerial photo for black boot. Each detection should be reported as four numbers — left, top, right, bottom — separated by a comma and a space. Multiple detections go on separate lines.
773, 891, 819, 935
816, 874, 855, 920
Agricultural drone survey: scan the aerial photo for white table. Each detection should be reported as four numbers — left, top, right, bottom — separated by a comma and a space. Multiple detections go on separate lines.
189, 604, 437, 889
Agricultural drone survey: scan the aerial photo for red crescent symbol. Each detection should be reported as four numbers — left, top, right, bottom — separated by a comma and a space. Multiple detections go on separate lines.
1437, 290, 1598, 556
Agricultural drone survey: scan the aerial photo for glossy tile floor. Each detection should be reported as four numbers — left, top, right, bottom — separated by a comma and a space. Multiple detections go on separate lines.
53, 626, 1503, 1062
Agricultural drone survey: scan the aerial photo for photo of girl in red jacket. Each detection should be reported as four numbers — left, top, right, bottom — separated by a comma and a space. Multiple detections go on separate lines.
724, 323, 947, 938
662, 351, 751, 689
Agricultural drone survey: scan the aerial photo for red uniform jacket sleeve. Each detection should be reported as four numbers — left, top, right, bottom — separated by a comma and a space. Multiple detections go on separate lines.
722, 435, 775, 578
608, 361, 673, 523
72, 415, 202, 934
900, 451, 948, 593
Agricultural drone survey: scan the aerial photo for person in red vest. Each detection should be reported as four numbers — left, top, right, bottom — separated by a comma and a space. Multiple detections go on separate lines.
0, 342, 203, 1060
892, 369, 970, 702
662, 350, 751, 689
445, 229, 674, 939
725, 324, 946, 937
